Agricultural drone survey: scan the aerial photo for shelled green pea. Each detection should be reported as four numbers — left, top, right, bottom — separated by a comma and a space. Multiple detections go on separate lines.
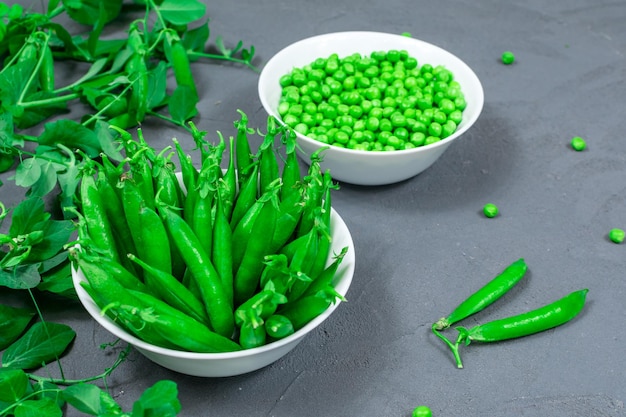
277, 50, 466, 152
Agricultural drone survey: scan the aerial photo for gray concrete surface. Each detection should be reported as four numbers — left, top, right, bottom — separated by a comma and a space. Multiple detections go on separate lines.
2, 0, 625, 416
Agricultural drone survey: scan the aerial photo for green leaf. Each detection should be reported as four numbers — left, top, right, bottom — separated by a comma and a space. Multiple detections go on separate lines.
0, 368, 29, 402
38, 120, 101, 157
131, 380, 181, 417
15, 398, 63, 417
27, 161, 58, 198
94, 120, 123, 161
168, 85, 198, 124
0, 304, 36, 350
182, 19, 210, 60
0, 264, 42, 290
26, 219, 74, 262
62, 0, 122, 26
15, 91, 69, 130
2, 322, 76, 369
14, 158, 42, 188
9, 197, 48, 237
146, 61, 168, 109
158, 0, 206, 26
61, 383, 101, 415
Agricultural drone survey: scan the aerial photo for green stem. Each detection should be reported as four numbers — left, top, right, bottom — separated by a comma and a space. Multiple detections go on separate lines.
188, 51, 259, 72
28, 289, 67, 381
146, 110, 193, 134
432, 324, 464, 369
19, 93, 81, 109
27, 344, 132, 386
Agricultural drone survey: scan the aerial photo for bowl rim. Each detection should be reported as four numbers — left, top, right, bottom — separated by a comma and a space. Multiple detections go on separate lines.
258, 30, 484, 156
72, 207, 355, 361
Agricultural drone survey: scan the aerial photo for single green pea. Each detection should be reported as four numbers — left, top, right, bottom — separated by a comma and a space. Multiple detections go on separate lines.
294, 123, 308, 135
279, 74, 293, 87
424, 136, 440, 146
441, 120, 457, 138
283, 114, 299, 127
412, 405, 432, 417
394, 127, 409, 141
501, 51, 515, 64
428, 122, 442, 138
334, 130, 350, 145
379, 118, 393, 132
609, 228, 625, 244
277, 101, 290, 116
432, 111, 447, 125
571, 136, 586, 151
483, 203, 499, 218
405, 56, 418, 69
410, 132, 426, 147
448, 109, 463, 125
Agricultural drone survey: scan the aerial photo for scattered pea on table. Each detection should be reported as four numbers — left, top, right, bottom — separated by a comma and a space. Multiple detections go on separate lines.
412, 405, 433, 417
570, 136, 586, 151
501, 51, 515, 64
608, 228, 625, 244
483, 203, 499, 218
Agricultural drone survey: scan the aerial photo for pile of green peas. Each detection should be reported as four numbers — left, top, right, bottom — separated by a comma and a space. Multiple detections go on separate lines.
277, 49, 467, 151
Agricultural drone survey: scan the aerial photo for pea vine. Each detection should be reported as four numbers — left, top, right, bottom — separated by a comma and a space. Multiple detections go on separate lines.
0, 0, 257, 415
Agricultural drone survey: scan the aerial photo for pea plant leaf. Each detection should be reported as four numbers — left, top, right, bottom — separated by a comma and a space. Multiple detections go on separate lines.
1, 322, 76, 370
62, 0, 123, 26
8, 196, 49, 236
0, 368, 29, 403
14, 158, 42, 188
37, 119, 102, 158
131, 380, 181, 417
168, 85, 198, 124
0, 264, 41, 290
182, 19, 210, 60
0, 304, 36, 350
147, 61, 168, 109
61, 383, 103, 415
157, 0, 206, 26
14, 397, 63, 417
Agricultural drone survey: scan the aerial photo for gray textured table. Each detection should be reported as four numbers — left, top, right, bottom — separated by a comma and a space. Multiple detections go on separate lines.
2, 1, 625, 416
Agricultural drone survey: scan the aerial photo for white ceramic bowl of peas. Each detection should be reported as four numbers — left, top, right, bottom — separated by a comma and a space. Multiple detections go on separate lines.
72, 208, 355, 377
258, 31, 484, 186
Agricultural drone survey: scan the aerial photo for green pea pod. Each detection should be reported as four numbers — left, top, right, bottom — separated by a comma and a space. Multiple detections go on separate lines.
153, 149, 184, 210
233, 192, 279, 306
308, 176, 334, 280
236, 308, 267, 349
269, 185, 306, 253
96, 170, 139, 275
166, 34, 198, 98
173, 138, 199, 223
75, 254, 141, 310
296, 152, 328, 238
160, 204, 234, 338
257, 117, 280, 194
284, 225, 321, 301
125, 53, 148, 124
459, 289, 589, 343
125, 290, 241, 353
192, 192, 214, 257
234, 110, 254, 187
303, 246, 349, 298
80, 170, 120, 263
234, 283, 287, 327
231, 179, 282, 271
433, 258, 528, 330
216, 135, 236, 219
264, 314, 295, 339
127, 253, 210, 326
212, 193, 234, 308
137, 205, 172, 279
77, 253, 149, 296
38, 44, 54, 92
230, 163, 259, 229
280, 129, 301, 202
277, 286, 345, 331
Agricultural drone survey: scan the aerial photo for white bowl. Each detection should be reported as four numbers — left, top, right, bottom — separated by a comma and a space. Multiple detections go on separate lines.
72, 208, 354, 377
258, 31, 484, 186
